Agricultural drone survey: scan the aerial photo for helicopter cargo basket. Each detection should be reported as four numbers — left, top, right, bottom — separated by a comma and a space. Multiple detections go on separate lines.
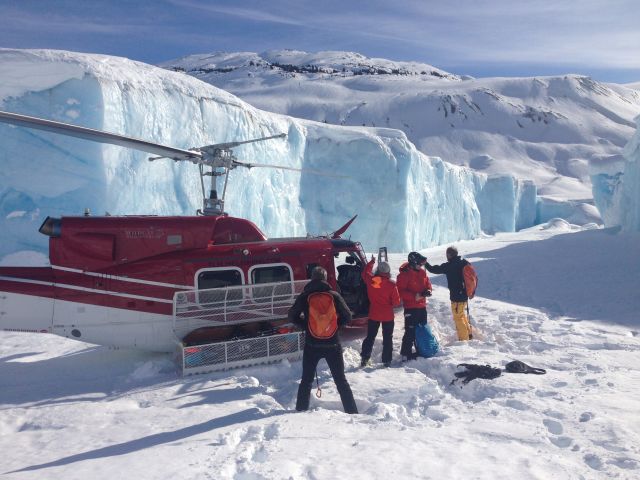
174, 280, 308, 375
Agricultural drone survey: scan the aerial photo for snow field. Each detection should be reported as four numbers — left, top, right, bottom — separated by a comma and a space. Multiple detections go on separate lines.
2, 225, 639, 479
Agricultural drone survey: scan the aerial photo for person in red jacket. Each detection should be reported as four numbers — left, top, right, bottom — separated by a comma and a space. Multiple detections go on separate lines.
397, 251, 433, 361
360, 256, 401, 367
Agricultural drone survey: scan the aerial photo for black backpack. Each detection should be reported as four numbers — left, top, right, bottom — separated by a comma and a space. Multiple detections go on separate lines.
505, 360, 546, 375
450, 363, 502, 385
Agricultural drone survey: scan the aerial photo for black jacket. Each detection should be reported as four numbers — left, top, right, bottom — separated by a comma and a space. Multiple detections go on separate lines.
425, 256, 470, 302
288, 279, 352, 345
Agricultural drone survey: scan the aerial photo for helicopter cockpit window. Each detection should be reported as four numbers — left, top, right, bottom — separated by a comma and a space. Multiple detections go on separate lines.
196, 268, 244, 306
250, 264, 293, 303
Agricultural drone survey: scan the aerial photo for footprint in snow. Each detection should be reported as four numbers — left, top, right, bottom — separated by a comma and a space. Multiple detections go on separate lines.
543, 418, 563, 435
579, 412, 594, 422
542, 418, 574, 449
505, 399, 529, 411
609, 457, 639, 470
550, 436, 573, 448
264, 422, 280, 440
535, 390, 558, 398
584, 453, 604, 471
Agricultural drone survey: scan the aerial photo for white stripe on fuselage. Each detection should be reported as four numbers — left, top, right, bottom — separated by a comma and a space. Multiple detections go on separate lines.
0, 275, 173, 304
51, 265, 193, 289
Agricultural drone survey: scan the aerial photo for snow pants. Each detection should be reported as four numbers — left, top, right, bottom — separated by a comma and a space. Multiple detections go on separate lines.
361, 319, 395, 364
400, 308, 427, 358
296, 343, 358, 414
451, 301, 472, 340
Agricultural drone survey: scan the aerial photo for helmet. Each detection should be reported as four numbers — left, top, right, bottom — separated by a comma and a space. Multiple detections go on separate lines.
376, 262, 391, 274
408, 251, 427, 266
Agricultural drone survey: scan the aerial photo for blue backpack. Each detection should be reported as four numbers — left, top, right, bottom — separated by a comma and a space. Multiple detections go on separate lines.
415, 321, 440, 358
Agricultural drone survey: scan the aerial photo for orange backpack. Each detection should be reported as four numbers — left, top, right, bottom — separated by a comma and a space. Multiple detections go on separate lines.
307, 292, 338, 339
463, 263, 478, 299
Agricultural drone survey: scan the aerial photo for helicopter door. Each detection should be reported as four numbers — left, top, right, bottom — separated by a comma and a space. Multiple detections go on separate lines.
334, 252, 369, 316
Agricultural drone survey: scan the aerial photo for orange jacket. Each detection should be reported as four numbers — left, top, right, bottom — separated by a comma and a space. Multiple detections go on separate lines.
397, 262, 433, 309
362, 259, 401, 322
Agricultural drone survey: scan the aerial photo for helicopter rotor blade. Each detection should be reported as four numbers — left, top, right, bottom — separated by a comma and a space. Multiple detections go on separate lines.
0, 110, 203, 161
233, 160, 348, 178
201, 133, 287, 151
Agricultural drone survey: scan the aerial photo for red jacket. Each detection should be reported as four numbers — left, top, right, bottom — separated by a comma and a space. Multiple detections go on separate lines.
362, 259, 401, 322
397, 262, 433, 309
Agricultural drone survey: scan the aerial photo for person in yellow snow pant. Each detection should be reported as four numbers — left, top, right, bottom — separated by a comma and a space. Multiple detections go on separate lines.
425, 246, 475, 341
451, 301, 472, 341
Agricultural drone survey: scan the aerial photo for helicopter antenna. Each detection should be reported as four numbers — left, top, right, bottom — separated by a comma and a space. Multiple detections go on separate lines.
0, 110, 342, 216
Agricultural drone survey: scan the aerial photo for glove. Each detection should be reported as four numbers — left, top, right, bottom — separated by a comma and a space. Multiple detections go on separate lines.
422, 289, 432, 297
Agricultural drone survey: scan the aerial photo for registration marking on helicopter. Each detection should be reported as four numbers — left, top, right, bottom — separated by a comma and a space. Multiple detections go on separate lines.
0, 275, 174, 304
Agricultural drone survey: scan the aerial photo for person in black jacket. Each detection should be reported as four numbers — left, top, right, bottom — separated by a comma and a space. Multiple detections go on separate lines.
424, 246, 473, 341
288, 266, 358, 414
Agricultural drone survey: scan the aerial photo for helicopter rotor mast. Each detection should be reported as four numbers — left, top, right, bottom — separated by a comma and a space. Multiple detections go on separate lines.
189, 133, 287, 216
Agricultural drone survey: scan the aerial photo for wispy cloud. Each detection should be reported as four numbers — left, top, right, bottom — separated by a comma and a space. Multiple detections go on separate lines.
167, 0, 304, 26
1, 0, 639, 79
1, 6, 158, 36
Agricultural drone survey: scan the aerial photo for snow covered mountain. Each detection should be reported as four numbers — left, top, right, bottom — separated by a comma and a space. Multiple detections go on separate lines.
161, 50, 640, 204
0, 49, 540, 259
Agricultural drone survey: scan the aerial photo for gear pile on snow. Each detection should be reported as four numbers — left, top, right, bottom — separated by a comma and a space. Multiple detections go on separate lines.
504, 360, 546, 374
450, 360, 547, 386
450, 364, 502, 385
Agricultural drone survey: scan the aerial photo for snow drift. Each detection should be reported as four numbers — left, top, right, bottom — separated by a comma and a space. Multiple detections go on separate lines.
1, 49, 537, 259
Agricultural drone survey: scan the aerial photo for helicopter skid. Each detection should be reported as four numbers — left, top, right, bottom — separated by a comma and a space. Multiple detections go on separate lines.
180, 330, 304, 375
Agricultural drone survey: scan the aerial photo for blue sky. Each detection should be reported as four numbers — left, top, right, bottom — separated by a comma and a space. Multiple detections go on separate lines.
2, 0, 639, 83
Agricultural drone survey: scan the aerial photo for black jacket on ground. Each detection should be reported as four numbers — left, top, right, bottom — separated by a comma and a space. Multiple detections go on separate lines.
425, 255, 470, 302
288, 279, 352, 345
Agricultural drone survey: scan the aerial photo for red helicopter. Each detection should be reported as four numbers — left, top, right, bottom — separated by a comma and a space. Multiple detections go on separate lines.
0, 110, 370, 372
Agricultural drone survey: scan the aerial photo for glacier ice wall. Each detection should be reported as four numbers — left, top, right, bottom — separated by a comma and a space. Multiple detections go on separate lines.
0, 49, 540, 258
590, 115, 640, 232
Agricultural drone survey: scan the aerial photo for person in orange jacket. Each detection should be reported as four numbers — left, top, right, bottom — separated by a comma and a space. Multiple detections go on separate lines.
360, 255, 401, 367
397, 252, 433, 361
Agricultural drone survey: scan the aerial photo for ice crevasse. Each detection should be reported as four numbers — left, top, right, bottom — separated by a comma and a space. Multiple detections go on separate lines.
0, 49, 538, 257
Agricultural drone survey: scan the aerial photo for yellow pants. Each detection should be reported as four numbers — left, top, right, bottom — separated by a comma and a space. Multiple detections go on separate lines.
451, 301, 472, 340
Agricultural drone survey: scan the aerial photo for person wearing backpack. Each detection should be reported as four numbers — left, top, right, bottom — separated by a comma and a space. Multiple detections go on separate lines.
360, 256, 401, 368
397, 252, 433, 361
424, 246, 477, 341
288, 266, 358, 414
